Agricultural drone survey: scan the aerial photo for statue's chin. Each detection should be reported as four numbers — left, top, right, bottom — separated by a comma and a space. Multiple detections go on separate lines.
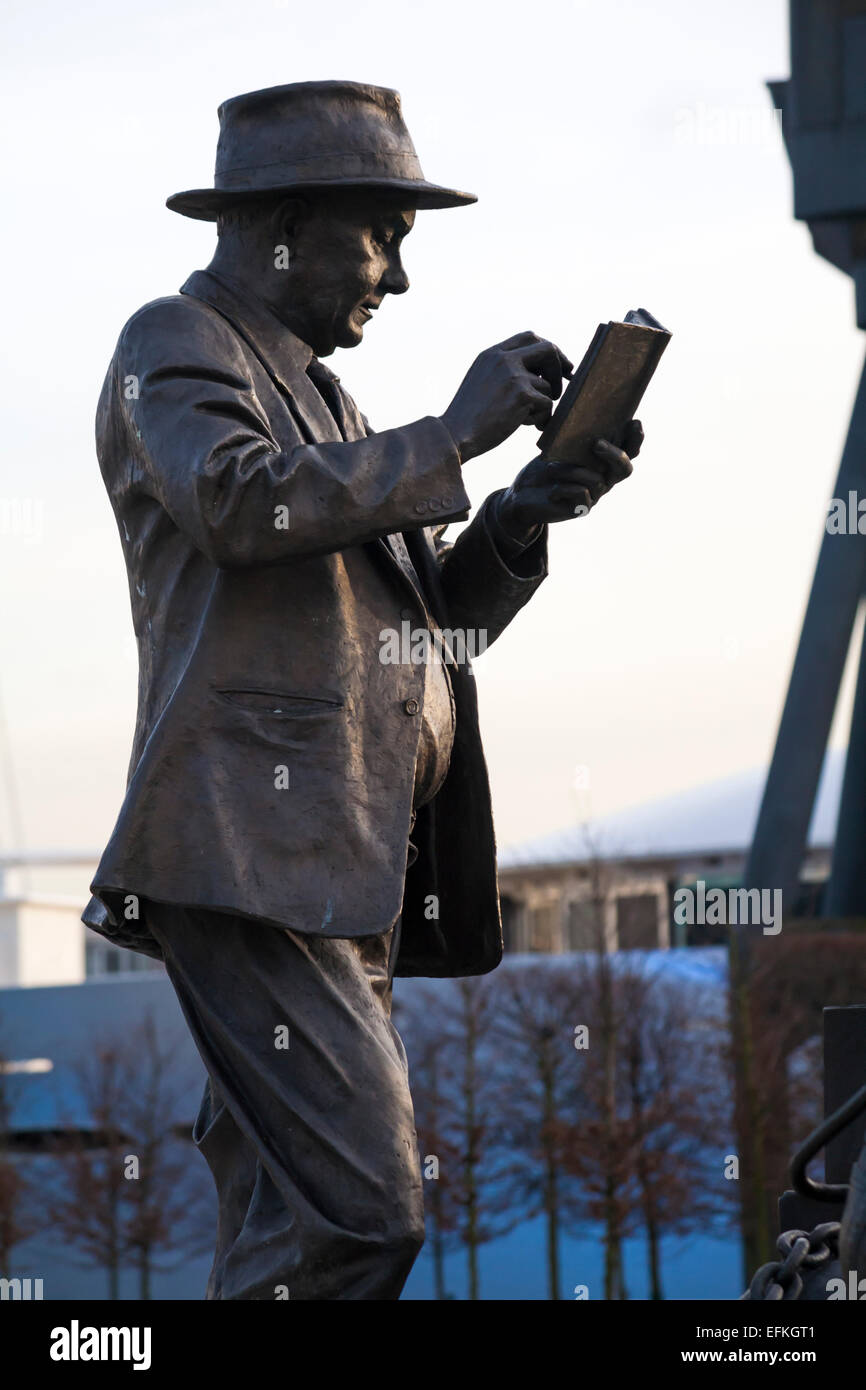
334, 321, 364, 351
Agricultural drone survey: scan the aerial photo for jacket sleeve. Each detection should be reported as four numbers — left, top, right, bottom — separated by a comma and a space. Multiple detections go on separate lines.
433, 490, 549, 647
117, 297, 471, 567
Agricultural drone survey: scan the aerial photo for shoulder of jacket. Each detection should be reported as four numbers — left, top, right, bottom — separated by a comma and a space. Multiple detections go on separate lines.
117, 293, 242, 357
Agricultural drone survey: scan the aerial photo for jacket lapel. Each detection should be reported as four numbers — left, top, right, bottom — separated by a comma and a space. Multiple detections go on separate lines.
382, 529, 432, 616
179, 270, 342, 446
274, 356, 344, 446
181, 270, 436, 617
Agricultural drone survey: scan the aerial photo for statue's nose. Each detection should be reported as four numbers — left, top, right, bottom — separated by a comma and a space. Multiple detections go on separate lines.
382, 263, 410, 296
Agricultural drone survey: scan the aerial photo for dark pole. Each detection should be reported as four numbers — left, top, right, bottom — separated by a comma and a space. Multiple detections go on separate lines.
744, 351, 866, 904
778, 1005, 866, 1233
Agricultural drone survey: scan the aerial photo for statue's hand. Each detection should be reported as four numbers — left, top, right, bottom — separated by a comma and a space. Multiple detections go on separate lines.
441, 331, 573, 463
495, 420, 643, 543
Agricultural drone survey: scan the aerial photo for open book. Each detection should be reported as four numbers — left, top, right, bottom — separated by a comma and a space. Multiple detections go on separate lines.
537, 308, 671, 465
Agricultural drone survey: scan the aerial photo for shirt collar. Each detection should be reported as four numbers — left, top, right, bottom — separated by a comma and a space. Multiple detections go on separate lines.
179, 268, 340, 383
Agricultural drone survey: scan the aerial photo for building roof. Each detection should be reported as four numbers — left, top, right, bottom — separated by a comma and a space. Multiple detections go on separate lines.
0, 975, 204, 1133
499, 750, 843, 870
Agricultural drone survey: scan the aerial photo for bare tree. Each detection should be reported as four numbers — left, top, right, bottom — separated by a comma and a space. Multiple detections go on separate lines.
0, 1044, 44, 1279
397, 1007, 461, 1299
403, 978, 517, 1300
489, 964, 586, 1300
117, 1014, 213, 1298
732, 928, 866, 1277
400, 884, 738, 1303
47, 1037, 129, 1298
565, 842, 633, 1299
48, 1014, 212, 1298
616, 967, 735, 1299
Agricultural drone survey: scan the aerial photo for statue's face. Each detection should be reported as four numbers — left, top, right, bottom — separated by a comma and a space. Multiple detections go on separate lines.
282, 192, 416, 356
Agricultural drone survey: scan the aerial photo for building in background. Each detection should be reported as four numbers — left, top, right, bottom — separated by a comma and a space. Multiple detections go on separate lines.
0, 853, 158, 987
498, 754, 840, 954
0, 753, 842, 986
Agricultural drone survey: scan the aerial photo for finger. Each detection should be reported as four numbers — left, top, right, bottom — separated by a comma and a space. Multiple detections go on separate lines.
498, 330, 543, 351
497, 328, 574, 380
552, 346, 575, 378
529, 376, 554, 402
544, 460, 610, 491
623, 418, 644, 459
544, 462, 608, 502
512, 340, 574, 394
514, 344, 575, 389
592, 439, 634, 481
524, 390, 553, 429
548, 483, 594, 513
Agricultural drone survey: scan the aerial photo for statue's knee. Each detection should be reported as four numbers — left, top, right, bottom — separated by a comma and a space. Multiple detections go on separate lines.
386, 1200, 425, 1268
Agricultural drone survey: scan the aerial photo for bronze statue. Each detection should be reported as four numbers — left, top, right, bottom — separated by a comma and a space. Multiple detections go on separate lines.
83, 80, 641, 1299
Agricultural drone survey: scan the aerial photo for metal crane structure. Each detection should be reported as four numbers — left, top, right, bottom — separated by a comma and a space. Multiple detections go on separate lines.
746, 0, 866, 914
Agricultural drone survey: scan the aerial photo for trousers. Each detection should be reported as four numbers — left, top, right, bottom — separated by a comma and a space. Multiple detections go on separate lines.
146, 901, 425, 1300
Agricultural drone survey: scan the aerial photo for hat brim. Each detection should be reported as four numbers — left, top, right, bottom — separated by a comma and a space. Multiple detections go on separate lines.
167, 178, 477, 220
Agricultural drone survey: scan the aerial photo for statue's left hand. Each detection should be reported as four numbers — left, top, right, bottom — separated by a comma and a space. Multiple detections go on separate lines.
495, 419, 643, 544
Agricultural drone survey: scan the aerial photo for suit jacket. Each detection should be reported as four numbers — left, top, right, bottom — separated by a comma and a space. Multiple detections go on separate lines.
82, 269, 548, 976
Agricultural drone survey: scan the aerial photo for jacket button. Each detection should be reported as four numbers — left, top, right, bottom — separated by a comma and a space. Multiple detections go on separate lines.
414, 500, 428, 514
404, 697, 420, 715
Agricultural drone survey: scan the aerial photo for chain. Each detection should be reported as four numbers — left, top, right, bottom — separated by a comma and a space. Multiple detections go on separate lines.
790, 1082, 866, 1204
740, 1082, 866, 1298
740, 1222, 840, 1301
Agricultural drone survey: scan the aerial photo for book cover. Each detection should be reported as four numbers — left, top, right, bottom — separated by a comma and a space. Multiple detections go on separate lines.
537, 308, 671, 466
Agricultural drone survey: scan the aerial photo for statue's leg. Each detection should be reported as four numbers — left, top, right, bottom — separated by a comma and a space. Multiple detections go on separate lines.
147, 901, 424, 1300
190, 1075, 258, 1299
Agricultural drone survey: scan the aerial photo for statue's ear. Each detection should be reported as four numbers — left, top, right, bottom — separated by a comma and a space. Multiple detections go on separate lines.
271, 195, 309, 248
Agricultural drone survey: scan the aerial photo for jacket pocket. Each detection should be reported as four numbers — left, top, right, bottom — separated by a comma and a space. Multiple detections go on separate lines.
216, 687, 344, 718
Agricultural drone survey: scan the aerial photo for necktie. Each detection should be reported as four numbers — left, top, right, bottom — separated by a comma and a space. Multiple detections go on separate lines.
306, 359, 349, 438
306, 360, 427, 608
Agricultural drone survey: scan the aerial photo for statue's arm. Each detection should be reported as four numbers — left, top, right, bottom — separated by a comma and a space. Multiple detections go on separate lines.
356, 408, 547, 644
116, 298, 471, 566
433, 493, 548, 645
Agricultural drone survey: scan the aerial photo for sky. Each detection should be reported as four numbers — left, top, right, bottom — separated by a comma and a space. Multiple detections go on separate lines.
1, 0, 864, 864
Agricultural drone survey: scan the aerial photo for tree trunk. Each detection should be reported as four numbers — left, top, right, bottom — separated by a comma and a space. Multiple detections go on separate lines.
599, 941, 623, 1301
628, 1035, 664, 1300
429, 1183, 447, 1300
730, 928, 771, 1279
646, 1213, 663, 1300
541, 1052, 560, 1300
463, 993, 480, 1301
138, 1250, 151, 1300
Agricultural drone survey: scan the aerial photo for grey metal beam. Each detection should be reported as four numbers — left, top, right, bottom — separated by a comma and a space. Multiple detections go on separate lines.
826, 599, 866, 915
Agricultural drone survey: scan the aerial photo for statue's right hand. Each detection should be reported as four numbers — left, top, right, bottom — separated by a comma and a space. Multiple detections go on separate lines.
440, 332, 573, 463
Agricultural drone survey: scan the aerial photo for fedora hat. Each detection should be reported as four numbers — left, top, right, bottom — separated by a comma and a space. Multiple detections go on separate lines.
167, 80, 477, 220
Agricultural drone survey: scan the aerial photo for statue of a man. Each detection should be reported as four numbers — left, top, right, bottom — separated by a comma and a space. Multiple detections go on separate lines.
83, 80, 641, 1299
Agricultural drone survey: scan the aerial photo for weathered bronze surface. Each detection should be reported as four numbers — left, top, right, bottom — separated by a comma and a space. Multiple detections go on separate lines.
83, 80, 639, 1298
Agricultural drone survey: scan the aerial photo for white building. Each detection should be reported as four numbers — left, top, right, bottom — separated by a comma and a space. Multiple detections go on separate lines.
497, 756, 840, 954
0, 753, 843, 983
0, 853, 157, 987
